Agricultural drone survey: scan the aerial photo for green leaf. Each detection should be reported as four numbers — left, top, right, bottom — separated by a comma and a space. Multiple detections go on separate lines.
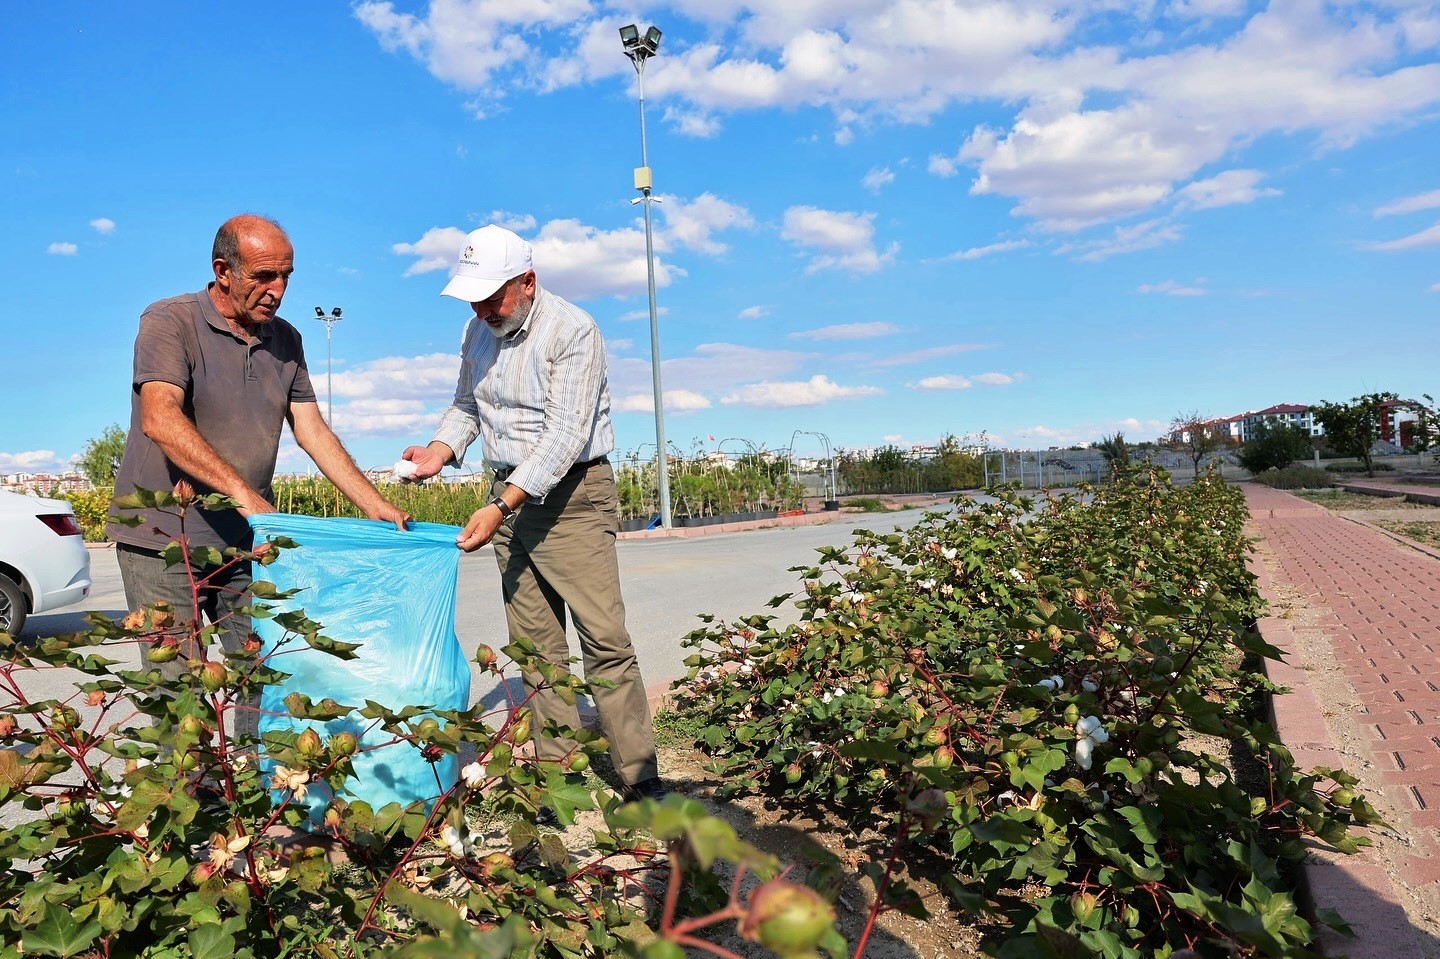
188, 924, 237, 959
22, 905, 103, 957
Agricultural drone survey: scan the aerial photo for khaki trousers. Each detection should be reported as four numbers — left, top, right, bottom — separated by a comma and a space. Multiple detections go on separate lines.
490, 463, 658, 785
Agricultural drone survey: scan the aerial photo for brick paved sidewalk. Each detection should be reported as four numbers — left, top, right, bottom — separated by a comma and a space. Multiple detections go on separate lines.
1245, 484, 1440, 957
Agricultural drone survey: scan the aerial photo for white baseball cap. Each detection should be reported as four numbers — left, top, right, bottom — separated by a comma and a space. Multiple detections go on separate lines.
440, 225, 534, 302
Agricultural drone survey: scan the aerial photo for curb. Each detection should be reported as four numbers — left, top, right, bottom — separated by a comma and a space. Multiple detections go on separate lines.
1246, 515, 1426, 959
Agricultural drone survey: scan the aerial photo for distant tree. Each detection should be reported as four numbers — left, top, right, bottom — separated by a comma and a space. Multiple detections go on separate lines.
1168, 411, 1225, 478
1311, 392, 1397, 478
1236, 421, 1312, 475
1096, 432, 1130, 470
78, 424, 127, 488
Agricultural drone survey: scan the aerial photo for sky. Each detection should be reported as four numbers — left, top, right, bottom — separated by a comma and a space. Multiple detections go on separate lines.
3, 0, 1438, 477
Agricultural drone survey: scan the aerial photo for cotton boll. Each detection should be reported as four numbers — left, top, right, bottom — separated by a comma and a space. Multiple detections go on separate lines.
392, 459, 419, 479
1074, 738, 1094, 770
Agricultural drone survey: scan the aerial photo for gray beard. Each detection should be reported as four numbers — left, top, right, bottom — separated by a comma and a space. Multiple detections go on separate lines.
487, 293, 532, 338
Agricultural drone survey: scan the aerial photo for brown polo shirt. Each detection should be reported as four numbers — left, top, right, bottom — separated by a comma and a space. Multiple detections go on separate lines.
107, 287, 317, 552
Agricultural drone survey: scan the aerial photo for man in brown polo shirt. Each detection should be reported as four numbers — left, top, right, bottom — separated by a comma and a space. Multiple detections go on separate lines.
108, 214, 408, 739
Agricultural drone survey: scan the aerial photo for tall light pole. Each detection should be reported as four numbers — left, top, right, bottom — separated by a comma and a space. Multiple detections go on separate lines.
620, 23, 672, 529
312, 306, 342, 422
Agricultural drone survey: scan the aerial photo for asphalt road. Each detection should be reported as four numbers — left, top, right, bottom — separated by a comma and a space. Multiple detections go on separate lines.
17, 506, 940, 714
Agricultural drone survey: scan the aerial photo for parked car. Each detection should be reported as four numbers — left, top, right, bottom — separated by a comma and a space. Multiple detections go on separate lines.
0, 489, 92, 636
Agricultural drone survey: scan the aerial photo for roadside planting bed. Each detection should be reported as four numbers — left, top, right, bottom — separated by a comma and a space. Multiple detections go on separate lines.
674, 471, 1376, 957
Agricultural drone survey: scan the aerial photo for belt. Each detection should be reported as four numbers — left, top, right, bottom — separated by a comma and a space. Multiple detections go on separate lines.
493, 456, 608, 483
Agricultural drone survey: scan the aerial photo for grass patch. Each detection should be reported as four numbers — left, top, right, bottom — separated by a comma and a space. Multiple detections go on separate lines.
1292, 490, 1425, 511
1375, 520, 1440, 549
841, 496, 891, 512
652, 707, 704, 749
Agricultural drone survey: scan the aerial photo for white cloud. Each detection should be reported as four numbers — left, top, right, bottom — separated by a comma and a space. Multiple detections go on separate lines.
618, 306, 671, 322
1058, 219, 1184, 262
530, 218, 678, 299
328, 353, 461, 403
1138, 279, 1207, 295
1170, 0, 1249, 20
738, 305, 770, 319
0, 450, 63, 472
354, 0, 596, 112
781, 206, 896, 274
788, 322, 898, 341
393, 226, 469, 276
941, 239, 1031, 261
663, 105, 722, 137
359, 1, 1440, 239
1361, 221, 1440, 251
614, 389, 713, 414
609, 342, 809, 402
871, 344, 991, 368
1174, 170, 1280, 211
47, 242, 77, 256
913, 371, 1015, 390
915, 375, 972, 390
486, 210, 536, 232
720, 374, 882, 409
661, 193, 755, 254
1430, 282, 1440, 293
396, 219, 679, 300
90, 217, 116, 235
862, 167, 895, 191
328, 398, 444, 439
1375, 189, 1440, 217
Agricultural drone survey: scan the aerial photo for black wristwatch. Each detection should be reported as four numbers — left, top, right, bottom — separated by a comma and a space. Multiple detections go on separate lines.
489, 495, 517, 521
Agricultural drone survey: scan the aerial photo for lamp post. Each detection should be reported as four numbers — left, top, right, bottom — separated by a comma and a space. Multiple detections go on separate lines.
312, 306, 342, 422
619, 23, 672, 529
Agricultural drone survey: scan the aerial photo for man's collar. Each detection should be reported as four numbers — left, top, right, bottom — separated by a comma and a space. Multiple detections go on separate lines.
201, 285, 272, 341
506, 283, 546, 342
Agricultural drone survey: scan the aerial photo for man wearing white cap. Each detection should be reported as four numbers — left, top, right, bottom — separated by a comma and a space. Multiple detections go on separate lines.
400, 225, 664, 804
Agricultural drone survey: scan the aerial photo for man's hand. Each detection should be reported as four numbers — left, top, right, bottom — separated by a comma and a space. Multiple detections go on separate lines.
456, 505, 504, 552
401, 443, 451, 483
235, 492, 278, 517
369, 501, 411, 531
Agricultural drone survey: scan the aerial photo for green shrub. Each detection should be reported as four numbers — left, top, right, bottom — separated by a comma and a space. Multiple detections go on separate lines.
1323, 462, 1395, 474
675, 473, 1373, 956
1237, 422, 1312, 475
58, 488, 111, 541
840, 497, 889, 512
1256, 465, 1335, 489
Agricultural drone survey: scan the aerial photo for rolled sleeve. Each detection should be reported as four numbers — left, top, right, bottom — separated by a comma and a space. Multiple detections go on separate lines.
432, 319, 483, 467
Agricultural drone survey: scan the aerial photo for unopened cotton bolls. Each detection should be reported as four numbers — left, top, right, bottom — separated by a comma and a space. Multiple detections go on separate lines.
392, 459, 419, 480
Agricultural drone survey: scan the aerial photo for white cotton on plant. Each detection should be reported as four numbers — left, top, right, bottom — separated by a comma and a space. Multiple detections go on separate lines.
1037, 675, 1064, 692
916, 578, 937, 590
1073, 715, 1109, 771
460, 761, 484, 789
941, 546, 957, 560
1081, 678, 1099, 693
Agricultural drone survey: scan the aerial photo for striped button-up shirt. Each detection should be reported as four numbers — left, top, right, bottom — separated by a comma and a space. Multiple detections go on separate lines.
432, 284, 615, 501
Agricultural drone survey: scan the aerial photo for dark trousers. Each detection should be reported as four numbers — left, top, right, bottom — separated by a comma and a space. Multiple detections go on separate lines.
116, 543, 258, 742
490, 463, 658, 785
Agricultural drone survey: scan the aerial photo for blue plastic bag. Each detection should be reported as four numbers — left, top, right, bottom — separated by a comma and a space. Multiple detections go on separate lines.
247, 514, 471, 827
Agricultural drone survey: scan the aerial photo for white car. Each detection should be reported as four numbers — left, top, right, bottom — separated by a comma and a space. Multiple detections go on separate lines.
0, 490, 92, 636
